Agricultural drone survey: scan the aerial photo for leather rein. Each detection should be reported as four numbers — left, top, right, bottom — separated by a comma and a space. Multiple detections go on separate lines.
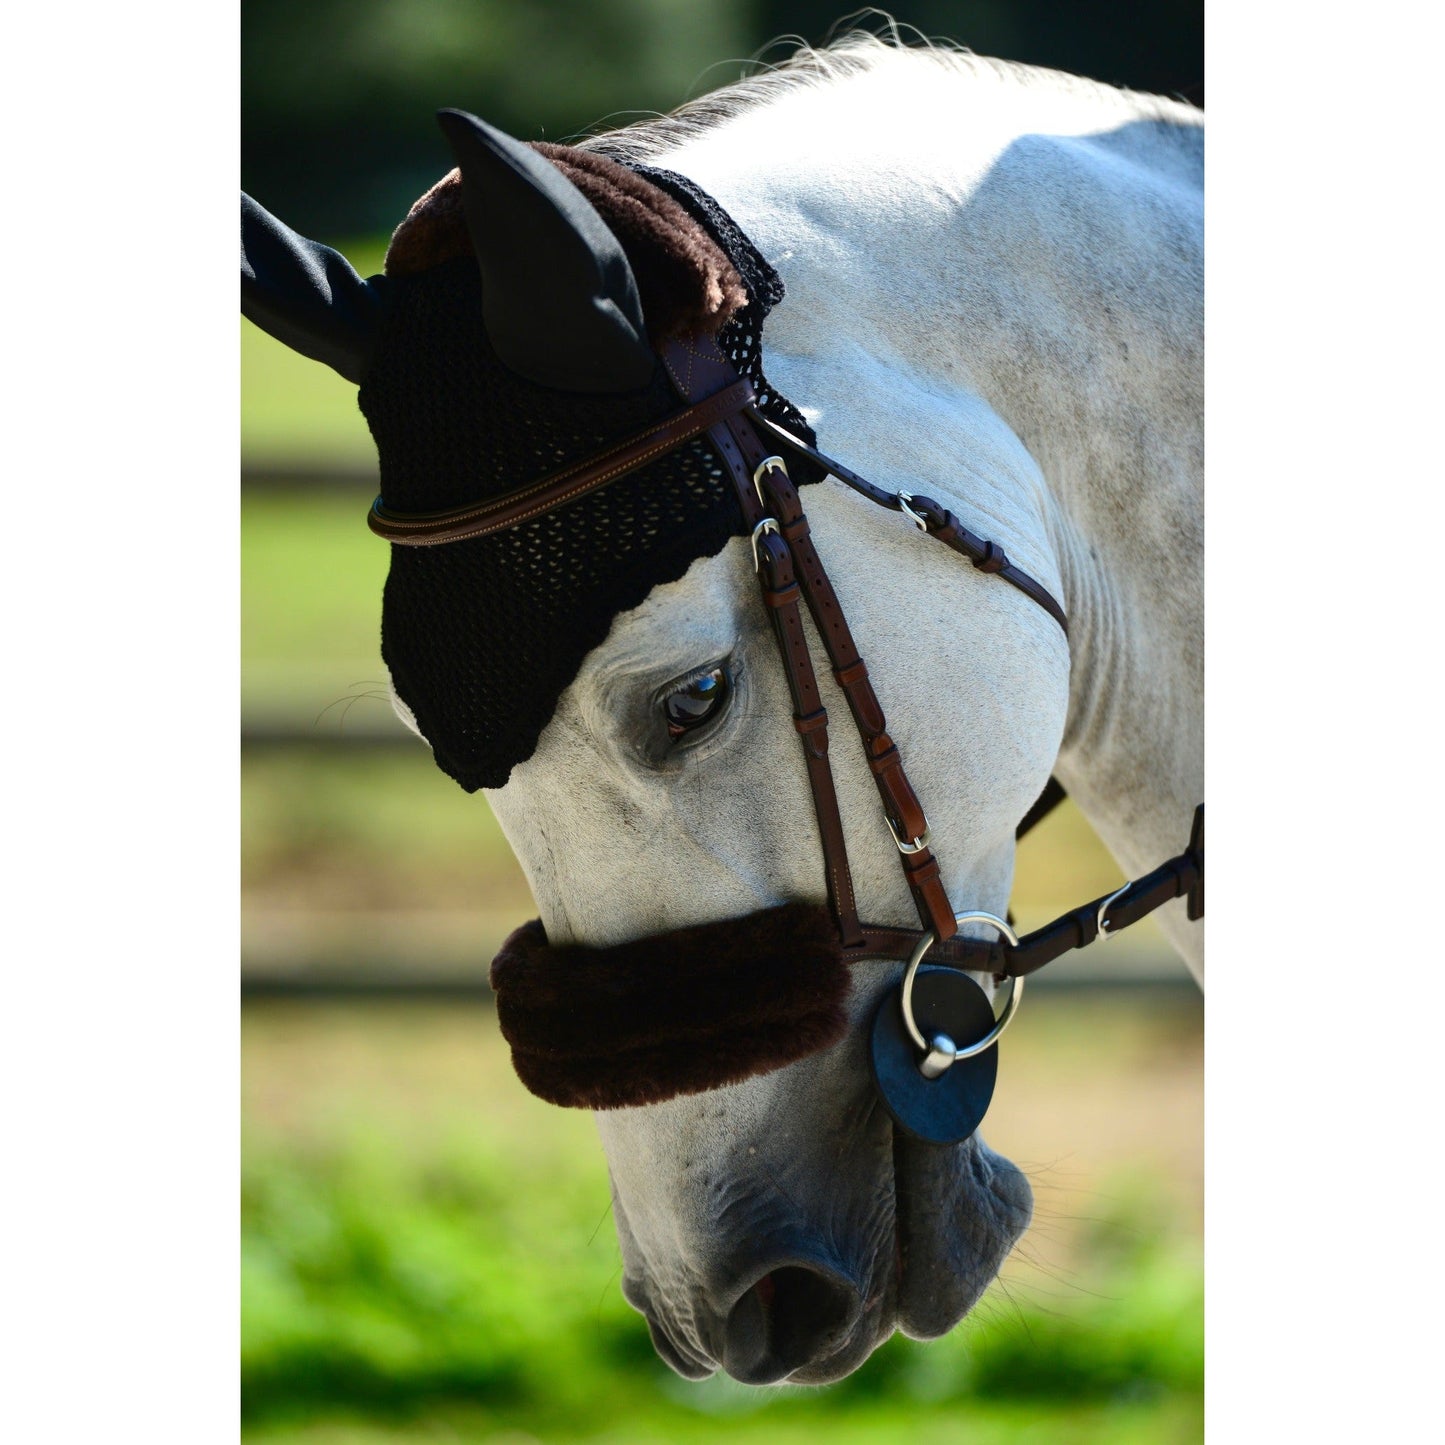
369, 331, 1204, 989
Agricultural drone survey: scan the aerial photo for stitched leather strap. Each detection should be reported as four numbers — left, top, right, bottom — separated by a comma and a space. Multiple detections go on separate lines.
661, 333, 960, 943
365, 323, 1195, 989
369, 377, 756, 545
659, 337, 865, 949
747, 442, 957, 943
754, 529, 864, 948
850, 803, 1204, 979
904, 496, 1069, 636
999, 804, 1204, 978
746, 409, 1069, 635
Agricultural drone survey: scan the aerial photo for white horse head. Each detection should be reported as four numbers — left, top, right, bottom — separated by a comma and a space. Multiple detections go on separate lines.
244, 36, 1201, 1386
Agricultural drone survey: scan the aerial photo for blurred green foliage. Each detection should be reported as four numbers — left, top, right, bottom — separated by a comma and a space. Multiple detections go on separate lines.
243, 1135, 1201, 1434
242, 1003, 1202, 1441
243, 1, 1201, 237
244, 0, 752, 235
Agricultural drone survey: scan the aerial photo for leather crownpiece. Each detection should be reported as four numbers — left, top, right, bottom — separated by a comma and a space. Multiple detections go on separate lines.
489, 902, 851, 1109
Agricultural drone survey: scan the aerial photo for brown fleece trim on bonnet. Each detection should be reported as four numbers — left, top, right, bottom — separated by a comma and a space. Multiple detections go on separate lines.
384, 144, 749, 343
489, 902, 850, 1110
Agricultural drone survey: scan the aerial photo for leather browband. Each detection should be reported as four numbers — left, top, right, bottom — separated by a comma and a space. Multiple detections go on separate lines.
369, 376, 756, 546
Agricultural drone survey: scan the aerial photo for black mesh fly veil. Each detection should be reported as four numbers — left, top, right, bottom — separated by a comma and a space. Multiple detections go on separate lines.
360, 169, 818, 792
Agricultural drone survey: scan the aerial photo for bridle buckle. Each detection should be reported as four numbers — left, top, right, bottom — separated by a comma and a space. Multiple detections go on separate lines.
896, 491, 930, 532
887, 813, 931, 855
1094, 882, 1131, 942
753, 455, 789, 506
750, 516, 781, 572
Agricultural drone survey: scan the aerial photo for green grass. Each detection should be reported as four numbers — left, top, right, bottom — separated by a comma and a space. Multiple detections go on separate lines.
243, 1001, 1202, 1443
242, 491, 386, 662
242, 749, 527, 918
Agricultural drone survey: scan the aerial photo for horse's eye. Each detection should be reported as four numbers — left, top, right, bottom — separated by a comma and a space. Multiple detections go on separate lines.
662, 666, 731, 739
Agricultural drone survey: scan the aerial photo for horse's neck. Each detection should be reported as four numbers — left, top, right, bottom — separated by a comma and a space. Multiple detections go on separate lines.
658, 56, 1204, 973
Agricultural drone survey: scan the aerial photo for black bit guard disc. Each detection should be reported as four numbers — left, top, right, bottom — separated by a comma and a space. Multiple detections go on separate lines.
869, 965, 999, 1145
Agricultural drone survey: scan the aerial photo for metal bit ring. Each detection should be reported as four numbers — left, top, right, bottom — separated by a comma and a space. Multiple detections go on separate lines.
900, 911, 1023, 1061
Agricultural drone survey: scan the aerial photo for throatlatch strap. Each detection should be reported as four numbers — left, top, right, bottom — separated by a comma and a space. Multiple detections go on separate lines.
747, 409, 1069, 635
1016, 776, 1067, 839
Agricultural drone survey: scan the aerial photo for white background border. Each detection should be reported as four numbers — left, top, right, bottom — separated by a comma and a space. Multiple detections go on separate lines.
3, 2, 1441, 1438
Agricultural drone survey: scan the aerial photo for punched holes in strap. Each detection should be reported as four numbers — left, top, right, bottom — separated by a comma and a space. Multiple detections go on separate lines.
751, 473, 861, 947
749, 442, 960, 944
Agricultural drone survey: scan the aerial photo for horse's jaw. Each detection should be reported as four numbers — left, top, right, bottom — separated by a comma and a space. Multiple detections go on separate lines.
891, 1128, 1033, 1342
595, 972, 1033, 1385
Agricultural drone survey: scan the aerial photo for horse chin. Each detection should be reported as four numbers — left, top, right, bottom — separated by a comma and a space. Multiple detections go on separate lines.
892, 1130, 1034, 1340
621, 1124, 1031, 1384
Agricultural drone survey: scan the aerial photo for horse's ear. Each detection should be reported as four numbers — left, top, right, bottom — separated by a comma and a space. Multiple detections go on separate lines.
436, 109, 655, 393
241, 193, 391, 385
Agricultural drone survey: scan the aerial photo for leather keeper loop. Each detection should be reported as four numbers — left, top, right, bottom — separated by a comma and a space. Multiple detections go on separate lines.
900, 854, 957, 941
764, 582, 803, 609
867, 743, 901, 778
907, 495, 948, 531
794, 708, 829, 737
756, 531, 791, 570
874, 757, 929, 844
757, 467, 804, 527
976, 540, 1009, 574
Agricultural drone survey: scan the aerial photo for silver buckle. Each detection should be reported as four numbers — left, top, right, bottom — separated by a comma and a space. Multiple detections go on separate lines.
887, 813, 931, 855
750, 517, 781, 572
896, 491, 930, 532
1095, 882, 1131, 942
753, 455, 788, 505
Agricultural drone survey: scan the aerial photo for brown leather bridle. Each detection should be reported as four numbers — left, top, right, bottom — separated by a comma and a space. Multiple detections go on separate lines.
369, 330, 1203, 992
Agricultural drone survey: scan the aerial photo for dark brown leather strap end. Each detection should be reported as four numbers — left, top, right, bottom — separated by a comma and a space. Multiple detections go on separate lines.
908, 497, 1070, 636
1001, 806, 1205, 978
1186, 804, 1204, 921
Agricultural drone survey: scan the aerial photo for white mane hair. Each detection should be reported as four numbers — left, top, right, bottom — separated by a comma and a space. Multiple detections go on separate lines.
577, 28, 1201, 166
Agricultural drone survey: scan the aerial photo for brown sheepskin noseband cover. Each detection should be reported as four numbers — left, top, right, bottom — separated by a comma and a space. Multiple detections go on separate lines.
489, 903, 851, 1109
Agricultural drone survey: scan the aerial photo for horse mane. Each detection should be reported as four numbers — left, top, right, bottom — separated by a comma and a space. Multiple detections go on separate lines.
383, 28, 1200, 339
574, 28, 1202, 167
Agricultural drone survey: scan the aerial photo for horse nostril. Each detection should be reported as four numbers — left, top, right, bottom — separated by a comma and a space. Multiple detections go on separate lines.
723, 1263, 863, 1383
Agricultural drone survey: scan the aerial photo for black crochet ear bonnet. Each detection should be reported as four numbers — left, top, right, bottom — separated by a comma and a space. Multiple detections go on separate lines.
361, 153, 819, 792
